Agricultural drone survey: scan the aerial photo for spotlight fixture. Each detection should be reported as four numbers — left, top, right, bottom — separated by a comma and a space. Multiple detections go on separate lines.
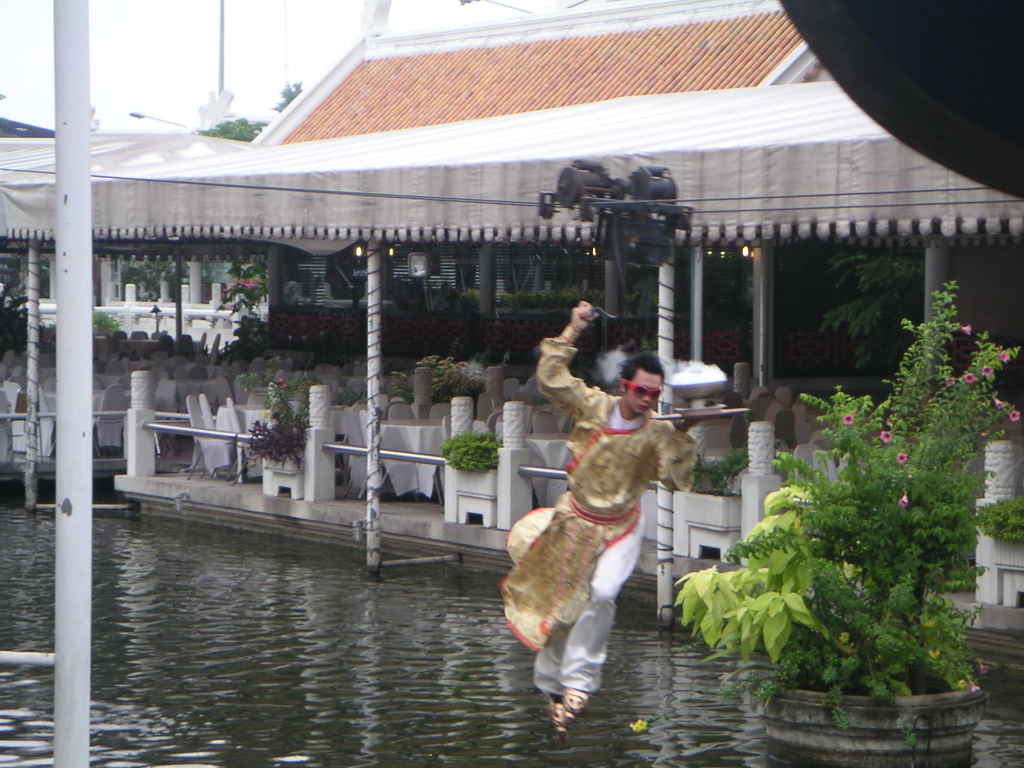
407, 251, 439, 279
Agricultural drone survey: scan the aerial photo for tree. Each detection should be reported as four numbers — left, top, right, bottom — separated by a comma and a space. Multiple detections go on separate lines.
272, 82, 302, 113
199, 118, 267, 142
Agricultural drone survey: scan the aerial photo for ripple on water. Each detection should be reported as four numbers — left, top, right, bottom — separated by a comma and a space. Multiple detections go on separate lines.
1, 510, 1023, 767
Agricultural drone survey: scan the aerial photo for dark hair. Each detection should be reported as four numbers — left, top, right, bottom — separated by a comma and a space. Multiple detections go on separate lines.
620, 351, 665, 382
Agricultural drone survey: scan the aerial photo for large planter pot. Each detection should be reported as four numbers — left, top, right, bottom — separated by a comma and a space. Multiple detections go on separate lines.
262, 458, 305, 500
764, 688, 987, 768
976, 533, 1024, 606
673, 490, 742, 560
444, 465, 498, 527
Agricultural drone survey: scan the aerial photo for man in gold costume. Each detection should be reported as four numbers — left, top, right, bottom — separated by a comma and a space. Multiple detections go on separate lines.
500, 301, 696, 739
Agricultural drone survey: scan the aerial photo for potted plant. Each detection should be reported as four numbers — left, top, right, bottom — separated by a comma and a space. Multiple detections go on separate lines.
249, 374, 318, 499
977, 494, 1024, 606
440, 431, 501, 526
676, 286, 1012, 766
675, 447, 748, 560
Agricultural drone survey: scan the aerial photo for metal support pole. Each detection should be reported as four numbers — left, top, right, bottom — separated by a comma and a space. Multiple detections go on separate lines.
25, 239, 41, 513
218, 0, 226, 95
924, 245, 950, 321
174, 246, 183, 344
752, 244, 772, 387
365, 241, 383, 575
656, 249, 676, 628
53, 0, 94, 764
690, 246, 703, 362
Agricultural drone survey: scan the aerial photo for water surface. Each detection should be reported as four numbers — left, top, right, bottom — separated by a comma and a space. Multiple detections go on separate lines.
1, 509, 1022, 767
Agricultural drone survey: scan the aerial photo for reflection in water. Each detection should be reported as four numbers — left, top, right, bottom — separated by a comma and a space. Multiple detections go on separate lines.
1, 509, 1023, 767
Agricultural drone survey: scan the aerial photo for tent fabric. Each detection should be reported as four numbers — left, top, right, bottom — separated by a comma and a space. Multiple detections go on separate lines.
3, 82, 1022, 246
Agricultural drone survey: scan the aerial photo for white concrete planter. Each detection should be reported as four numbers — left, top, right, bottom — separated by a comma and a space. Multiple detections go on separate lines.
674, 490, 742, 560
976, 533, 1024, 606
263, 458, 305, 500
444, 465, 498, 527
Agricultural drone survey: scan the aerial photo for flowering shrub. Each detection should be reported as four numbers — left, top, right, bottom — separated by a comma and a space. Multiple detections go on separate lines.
219, 263, 268, 318
678, 284, 1017, 721
247, 374, 320, 465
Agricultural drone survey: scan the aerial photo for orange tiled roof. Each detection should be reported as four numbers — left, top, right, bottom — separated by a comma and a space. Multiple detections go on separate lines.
284, 11, 802, 144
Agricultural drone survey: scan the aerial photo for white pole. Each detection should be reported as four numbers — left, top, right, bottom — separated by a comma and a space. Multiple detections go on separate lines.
690, 246, 703, 362
656, 250, 676, 628
25, 239, 41, 513
53, 0, 93, 765
365, 241, 383, 574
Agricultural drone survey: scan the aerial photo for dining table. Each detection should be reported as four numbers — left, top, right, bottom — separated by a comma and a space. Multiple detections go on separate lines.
380, 419, 448, 498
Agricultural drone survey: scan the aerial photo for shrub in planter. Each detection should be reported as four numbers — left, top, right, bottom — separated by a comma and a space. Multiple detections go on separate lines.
691, 448, 748, 496
416, 355, 484, 404
247, 374, 319, 466
677, 285, 1015, 736
439, 432, 501, 472
977, 496, 1024, 543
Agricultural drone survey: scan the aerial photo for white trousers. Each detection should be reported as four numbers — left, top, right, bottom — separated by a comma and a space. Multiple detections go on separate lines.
533, 511, 645, 696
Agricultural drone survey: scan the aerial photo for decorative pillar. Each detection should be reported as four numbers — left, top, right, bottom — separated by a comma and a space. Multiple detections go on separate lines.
365, 240, 384, 574
123, 283, 136, 335
450, 396, 473, 436
25, 239, 41, 512
741, 421, 780, 537
413, 366, 432, 420
497, 400, 532, 530
304, 384, 335, 501
733, 362, 751, 399
924, 245, 950, 321
977, 439, 1021, 605
656, 249, 676, 627
210, 282, 222, 308
126, 371, 156, 477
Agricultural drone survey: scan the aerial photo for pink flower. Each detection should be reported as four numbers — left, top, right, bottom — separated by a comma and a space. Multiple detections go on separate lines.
982, 366, 994, 377
963, 373, 977, 384
897, 453, 909, 464
1000, 351, 1010, 363
842, 414, 855, 425
970, 682, 981, 693
961, 325, 972, 335
898, 494, 909, 508
945, 377, 956, 387
979, 664, 989, 675
880, 431, 892, 443
1012, 410, 1021, 422
995, 398, 1005, 409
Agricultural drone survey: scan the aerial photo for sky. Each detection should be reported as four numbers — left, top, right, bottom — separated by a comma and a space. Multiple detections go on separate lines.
1, 0, 556, 134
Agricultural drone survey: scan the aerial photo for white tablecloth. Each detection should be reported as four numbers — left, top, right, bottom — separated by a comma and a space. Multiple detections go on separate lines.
526, 433, 571, 508
381, 419, 447, 497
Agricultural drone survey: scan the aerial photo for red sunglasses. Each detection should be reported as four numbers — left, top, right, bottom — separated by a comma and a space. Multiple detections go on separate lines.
620, 379, 662, 399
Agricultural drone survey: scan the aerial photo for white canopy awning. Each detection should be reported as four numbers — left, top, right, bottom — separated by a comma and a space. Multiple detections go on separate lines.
3, 82, 1022, 245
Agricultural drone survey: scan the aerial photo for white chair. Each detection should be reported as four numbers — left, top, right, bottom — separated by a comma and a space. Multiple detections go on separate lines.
530, 410, 561, 434
472, 419, 490, 434
429, 402, 451, 421
343, 408, 369, 498
221, 397, 247, 481
386, 401, 415, 421
0, 391, 11, 462
155, 379, 177, 414
95, 383, 127, 455
185, 394, 233, 478
502, 378, 521, 399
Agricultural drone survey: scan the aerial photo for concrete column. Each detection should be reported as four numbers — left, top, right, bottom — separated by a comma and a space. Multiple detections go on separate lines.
189, 261, 203, 306
304, 384, 335, 501
690, 246, 703, 362
412, 367, 432, 420
485, 366, 503, 397
267, 248, 282, 306
497, 400, 531, 530
451, 396, 473, 436
126, 371, 156, 477
752, 243, 774, 387
478, 242, 495, 315
99, 260, 113, 307
210, 282, 222, 308
741, 421, 780, 537
924, 245, 951, 321
159, 280, 170, 306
